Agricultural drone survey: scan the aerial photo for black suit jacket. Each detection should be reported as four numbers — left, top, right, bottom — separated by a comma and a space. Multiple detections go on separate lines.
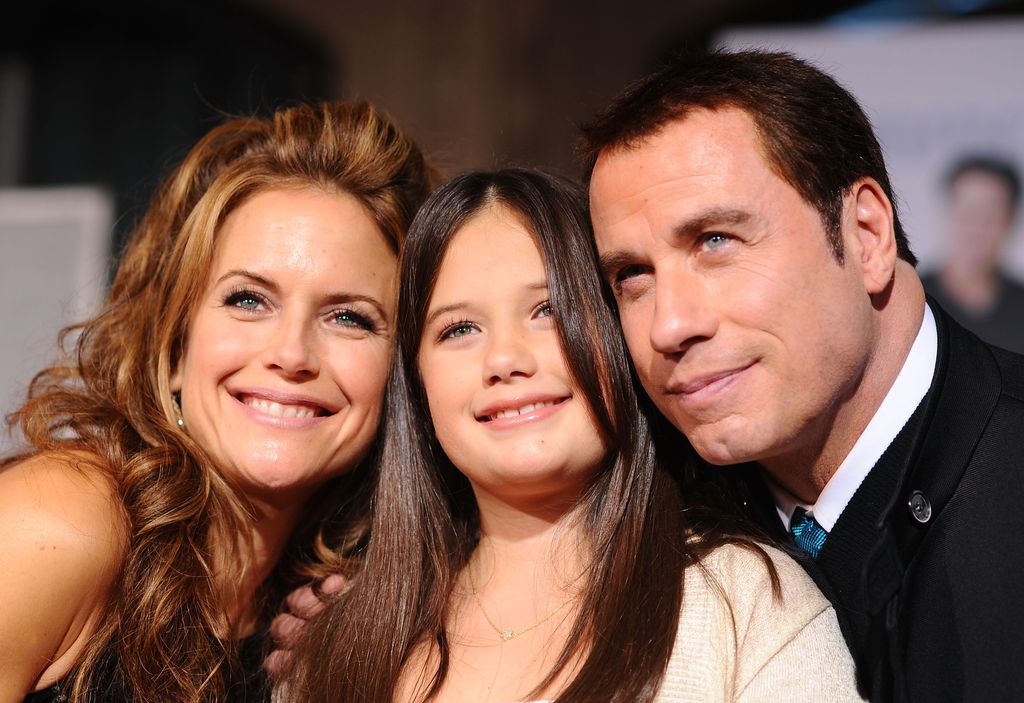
731, 302, 1024, 702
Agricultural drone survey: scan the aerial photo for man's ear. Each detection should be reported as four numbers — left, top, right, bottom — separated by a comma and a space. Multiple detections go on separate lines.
846, 177, 897, 295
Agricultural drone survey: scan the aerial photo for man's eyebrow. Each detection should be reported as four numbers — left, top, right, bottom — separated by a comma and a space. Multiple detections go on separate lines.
672, 207, 750, 239
598, 251, 637, 279
598, 208, 751, 279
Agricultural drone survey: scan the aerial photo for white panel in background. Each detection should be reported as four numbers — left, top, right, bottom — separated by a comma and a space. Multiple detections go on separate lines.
0, 187, 113, 452
716, 20, 1024, 276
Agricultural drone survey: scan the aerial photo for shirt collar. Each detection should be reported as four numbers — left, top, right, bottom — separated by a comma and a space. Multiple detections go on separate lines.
770, 302, 938, 531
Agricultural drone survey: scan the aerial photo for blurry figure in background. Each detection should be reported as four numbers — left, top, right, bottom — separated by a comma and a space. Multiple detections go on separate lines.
0, 101, 435, 702
922, 155, 1024, 353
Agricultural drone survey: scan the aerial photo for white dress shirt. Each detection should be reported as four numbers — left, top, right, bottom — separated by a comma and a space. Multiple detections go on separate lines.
771, 303, 938, 532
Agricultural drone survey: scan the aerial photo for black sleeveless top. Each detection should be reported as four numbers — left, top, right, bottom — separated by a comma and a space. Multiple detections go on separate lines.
23, 635, 270, 703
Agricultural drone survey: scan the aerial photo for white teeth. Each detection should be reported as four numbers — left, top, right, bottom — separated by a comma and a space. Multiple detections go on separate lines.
244, 397, 319, 418
489, 400, 556, 421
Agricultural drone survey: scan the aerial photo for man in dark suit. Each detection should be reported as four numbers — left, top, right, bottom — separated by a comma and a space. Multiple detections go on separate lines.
582, 50, 1024, 702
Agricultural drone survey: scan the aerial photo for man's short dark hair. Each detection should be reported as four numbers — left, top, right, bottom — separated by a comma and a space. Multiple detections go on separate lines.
579, 49, 916, 266
945, 154, 1021, 215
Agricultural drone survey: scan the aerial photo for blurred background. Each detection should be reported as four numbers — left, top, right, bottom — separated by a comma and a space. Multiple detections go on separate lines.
2, 0, 1023, 440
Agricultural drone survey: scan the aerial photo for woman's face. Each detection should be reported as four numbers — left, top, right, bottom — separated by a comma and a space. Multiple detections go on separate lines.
417, 204, 606, 508
173, 188, 396, 507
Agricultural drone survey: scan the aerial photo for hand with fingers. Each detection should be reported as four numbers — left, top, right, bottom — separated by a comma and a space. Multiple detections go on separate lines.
265, 573, 348, 677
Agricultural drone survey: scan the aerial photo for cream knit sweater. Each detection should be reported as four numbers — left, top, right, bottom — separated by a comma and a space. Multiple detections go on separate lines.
654, 543, 864, 702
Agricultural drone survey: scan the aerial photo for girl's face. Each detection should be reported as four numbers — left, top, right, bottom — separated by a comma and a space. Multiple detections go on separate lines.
173, 188, 396, 508
417, 204, 606, 508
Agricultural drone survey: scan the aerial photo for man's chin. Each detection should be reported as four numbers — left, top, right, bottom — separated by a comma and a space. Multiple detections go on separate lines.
693, 446, 752, 467
684, 428, 763, 467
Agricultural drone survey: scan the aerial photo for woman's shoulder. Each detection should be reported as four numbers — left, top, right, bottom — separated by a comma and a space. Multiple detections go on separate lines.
1, 450, 127, 547
0, 451, 128, 696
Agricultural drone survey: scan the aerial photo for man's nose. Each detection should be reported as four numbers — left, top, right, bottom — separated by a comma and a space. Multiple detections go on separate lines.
649, 274, 718, 355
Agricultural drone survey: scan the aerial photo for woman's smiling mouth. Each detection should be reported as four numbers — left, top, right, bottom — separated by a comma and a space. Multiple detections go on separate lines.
234, 391, 336, 422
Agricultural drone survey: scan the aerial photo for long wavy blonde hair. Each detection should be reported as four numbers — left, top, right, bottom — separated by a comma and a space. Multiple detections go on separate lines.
4, 101, 438, 702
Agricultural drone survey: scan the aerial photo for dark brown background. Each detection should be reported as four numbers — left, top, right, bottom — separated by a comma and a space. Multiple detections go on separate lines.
3, 0, 1021, 255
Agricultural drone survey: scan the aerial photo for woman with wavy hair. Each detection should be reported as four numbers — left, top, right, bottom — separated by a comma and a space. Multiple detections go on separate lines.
284, 168, 861, 702
0, 101, 436, 702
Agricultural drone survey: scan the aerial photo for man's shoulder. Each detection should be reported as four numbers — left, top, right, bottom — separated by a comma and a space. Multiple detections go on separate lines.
925, 304, 1024, 457
934, 299, 1020, 385
988, 344, 1024, 402
943, 306, 1024, 402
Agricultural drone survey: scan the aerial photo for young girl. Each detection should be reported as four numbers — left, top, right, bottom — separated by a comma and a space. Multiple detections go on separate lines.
286, 169, 861, 702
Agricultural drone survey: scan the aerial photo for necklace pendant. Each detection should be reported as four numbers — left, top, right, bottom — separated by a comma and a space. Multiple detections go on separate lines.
499, 630, 517, 641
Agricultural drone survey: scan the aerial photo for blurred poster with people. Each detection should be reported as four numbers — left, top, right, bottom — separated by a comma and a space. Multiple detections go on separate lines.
718, 19, 1024, 351
922, 155, 1024, 353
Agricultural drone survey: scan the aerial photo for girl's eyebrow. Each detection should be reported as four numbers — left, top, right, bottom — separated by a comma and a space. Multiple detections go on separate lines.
424, 302, 469, 328
424, 279, 549, 327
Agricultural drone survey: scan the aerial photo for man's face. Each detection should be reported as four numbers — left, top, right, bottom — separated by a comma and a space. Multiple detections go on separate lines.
589, 108, 878, 472
947, 169, 1016, 274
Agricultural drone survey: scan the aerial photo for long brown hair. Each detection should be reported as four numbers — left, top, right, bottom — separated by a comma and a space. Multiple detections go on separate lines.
3, 101, 438, 702
287, 169, 774, 702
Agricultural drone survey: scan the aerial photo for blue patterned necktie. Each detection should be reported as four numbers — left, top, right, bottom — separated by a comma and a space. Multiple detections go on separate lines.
790, 506, 828, 559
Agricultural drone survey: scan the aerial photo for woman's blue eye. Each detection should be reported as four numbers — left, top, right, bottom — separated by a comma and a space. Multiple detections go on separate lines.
333, 309, 376, 332
225, 291, 265, 311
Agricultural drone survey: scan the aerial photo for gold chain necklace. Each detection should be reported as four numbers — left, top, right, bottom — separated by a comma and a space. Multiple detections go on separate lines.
467, 565, 577, 642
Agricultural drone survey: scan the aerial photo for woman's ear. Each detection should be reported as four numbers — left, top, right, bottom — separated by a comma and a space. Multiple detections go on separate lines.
169, 362, 182, 394
845, 177, 898, 295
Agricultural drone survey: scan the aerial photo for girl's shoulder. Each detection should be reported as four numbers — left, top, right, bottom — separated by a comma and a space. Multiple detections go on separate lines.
664, 542, 860, 702
685, 541, 831, 636
0, 451, 128, 697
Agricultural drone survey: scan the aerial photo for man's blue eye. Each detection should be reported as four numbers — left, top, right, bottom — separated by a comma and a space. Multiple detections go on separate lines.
703, 233, 730, 250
